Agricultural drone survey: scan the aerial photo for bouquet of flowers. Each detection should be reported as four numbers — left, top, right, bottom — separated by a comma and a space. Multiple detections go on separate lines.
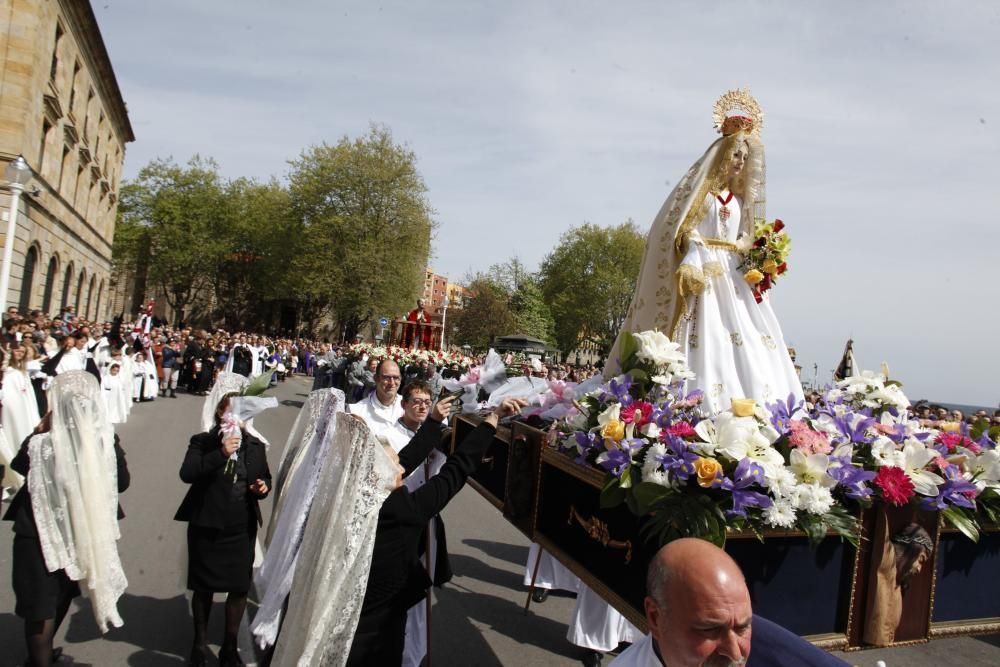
545, 330, 1000, 549
344, 343, 473, 370
740, 218, 790, 303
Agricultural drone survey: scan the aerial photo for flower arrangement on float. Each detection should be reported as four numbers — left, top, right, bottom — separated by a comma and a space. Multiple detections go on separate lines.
544, 330, 1000, 548
740, 218, 790, 303
344, 343, 473, 370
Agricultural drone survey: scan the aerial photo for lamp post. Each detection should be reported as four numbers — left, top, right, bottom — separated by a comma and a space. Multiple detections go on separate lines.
1, 156, 33, 312
440, 295, 449, 351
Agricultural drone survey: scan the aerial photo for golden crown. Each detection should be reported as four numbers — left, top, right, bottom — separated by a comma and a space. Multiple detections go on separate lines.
713, 88, 764, 136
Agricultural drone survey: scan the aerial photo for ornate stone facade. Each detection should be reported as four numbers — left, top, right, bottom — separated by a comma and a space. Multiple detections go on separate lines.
0, 0, 133, 319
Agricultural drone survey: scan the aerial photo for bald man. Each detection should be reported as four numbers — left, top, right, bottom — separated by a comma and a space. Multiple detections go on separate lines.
610, 538, 847, 667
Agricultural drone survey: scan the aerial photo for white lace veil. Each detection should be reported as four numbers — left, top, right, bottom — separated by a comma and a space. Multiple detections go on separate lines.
28, 370, 127, 632
252, 388, 344, 647
269, 413, 398, 666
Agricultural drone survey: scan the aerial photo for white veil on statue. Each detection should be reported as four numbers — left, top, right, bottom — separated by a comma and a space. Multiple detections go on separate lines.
27, 370, 127, 633
606, 89, 766, 374
252, 387, 344, 648
269, 413, 399, 666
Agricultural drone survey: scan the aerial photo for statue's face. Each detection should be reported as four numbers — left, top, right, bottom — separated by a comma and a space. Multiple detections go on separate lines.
417, 299, 425, 309
727, 142, 749, 184
909, 550, 929, 579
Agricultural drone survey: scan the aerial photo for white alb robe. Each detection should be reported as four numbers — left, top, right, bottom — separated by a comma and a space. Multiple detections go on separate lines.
132, 355, 158, 401
55, 347, 86, 375
523, 542, 581, 593
383, 419, 448, 667
2, 368, 41, 455
568, 584, 642, 653
607, 634, 659, 666
347, 392, 404, 441
675, 194, 804, 414
101, 371, 130, 424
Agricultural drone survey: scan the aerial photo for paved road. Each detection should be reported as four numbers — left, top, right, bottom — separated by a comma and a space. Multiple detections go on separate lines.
1, 376, 998, 666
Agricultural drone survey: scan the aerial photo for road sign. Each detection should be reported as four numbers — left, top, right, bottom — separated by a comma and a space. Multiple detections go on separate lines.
379, 317, 389, 328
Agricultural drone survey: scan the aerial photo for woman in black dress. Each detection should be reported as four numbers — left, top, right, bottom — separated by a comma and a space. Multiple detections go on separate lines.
3, 370, 130, 666
175, 392, 271, 666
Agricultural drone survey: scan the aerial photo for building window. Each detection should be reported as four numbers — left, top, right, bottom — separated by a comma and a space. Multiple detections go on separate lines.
69, 61, 80, 112
95, 279, 104, 321
85, 275, 95, 319
41, 255, 58, 314
18, 247, 39, 313
39, 120, 52, 175
49, 24, 63, 83
75, 270, 85, 313
61, 263, 74, 310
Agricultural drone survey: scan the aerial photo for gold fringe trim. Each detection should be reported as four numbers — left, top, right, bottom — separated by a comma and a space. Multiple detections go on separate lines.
704, 239, 739, 253
677, 264, 706, 297
703, 261, 725, 278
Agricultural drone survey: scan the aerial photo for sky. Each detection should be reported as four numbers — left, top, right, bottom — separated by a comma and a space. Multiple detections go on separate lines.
94, 1, 1000, 407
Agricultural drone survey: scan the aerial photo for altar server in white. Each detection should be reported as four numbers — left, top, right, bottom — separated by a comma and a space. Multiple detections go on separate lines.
348, 359, 403, 439
2, 344, 42, 455
101, 363, 129, 425
131, 351, 158, 402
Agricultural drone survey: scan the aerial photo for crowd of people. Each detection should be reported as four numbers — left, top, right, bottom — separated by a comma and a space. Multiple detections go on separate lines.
4, 304, 988, 666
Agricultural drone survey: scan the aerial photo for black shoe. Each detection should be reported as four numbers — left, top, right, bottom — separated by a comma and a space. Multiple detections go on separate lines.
531, 588, 549, 603
52, 647, 64, 663
218, 644, 245, 667
581, 650, 603, 667
188, 643, 209, 667
170, 390, 177, 398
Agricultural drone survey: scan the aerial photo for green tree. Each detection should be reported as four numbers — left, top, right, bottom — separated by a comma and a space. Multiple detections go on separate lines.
510, 276, 556, 344
115, 156, 229, 325
538, 221, 645, 356
451, 275, 515, 350
288, 124, 435, 341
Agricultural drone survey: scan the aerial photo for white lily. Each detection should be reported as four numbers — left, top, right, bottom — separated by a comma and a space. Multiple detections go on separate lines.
789, 449, 837, 488
713, 414, 785, 477
899, 440, 944, 496
596, 403, 621, 430
966, 450, 1000, 492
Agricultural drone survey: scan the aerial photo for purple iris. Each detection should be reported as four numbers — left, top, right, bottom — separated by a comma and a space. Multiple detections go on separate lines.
827, 458, 875, 500
601, 375, 634, 406
648, 435, 699, 482
829, 413, 876, 446
574, 431, 599, 465
598, 448, 632, 477
719, 459, 773, 518
921, 465, 977, 511
766, 392, 804, 432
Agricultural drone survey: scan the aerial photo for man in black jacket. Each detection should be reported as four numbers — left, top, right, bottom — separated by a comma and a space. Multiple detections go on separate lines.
347, 396, 526, 666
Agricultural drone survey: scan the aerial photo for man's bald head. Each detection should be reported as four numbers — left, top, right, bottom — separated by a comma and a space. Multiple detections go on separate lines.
645, 538, 752, 667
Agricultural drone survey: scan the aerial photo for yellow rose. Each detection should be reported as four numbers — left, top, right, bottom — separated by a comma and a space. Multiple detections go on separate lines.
601, 419, 625, 442
939, 421, 961, 433
731, 398, 757, 417
694, 457, 722, 488
744, 269, 764, 285
762, 259, 778, 275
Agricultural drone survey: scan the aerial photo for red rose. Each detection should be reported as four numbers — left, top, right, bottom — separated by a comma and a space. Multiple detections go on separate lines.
777, 262, 787, 275
773, 219, 785, 232
874, 466, 915, 506
754, 237, 766, 248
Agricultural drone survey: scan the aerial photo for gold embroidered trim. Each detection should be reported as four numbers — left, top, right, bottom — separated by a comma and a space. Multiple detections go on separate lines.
704, 239, 739, 253
676, 264, 706, 297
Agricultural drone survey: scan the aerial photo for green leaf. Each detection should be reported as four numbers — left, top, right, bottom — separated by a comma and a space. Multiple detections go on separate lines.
619, 466, 633, 489
600, 475, 626, 509
630, 482, 673, 515
943, 506, 981, 543
241, 371, 273, 397
619, 331, 639, 371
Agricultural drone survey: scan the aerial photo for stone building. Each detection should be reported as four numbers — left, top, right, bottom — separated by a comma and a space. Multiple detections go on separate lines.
0, 0, 133, 320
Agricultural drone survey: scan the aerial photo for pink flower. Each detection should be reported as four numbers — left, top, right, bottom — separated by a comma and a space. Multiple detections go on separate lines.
666, 422, 697, 439
937, 432, 963, 451
620, 401, 653, 427
874, 466, 915, 506
787, 420, 832, 455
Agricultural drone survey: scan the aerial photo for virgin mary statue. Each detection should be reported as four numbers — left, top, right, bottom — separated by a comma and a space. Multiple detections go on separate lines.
607, 89, 804, 414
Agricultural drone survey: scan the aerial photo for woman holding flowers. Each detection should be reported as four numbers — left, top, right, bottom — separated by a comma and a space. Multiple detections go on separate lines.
607, 89, 803, 414
175, 390, 271, 666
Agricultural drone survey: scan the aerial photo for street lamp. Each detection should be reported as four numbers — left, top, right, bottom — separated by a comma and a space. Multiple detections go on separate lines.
1, 156, 33, 311
440, 295, 449, 351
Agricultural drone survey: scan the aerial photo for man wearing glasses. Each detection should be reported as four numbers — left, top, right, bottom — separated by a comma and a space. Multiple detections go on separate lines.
348, 358, 404, 439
